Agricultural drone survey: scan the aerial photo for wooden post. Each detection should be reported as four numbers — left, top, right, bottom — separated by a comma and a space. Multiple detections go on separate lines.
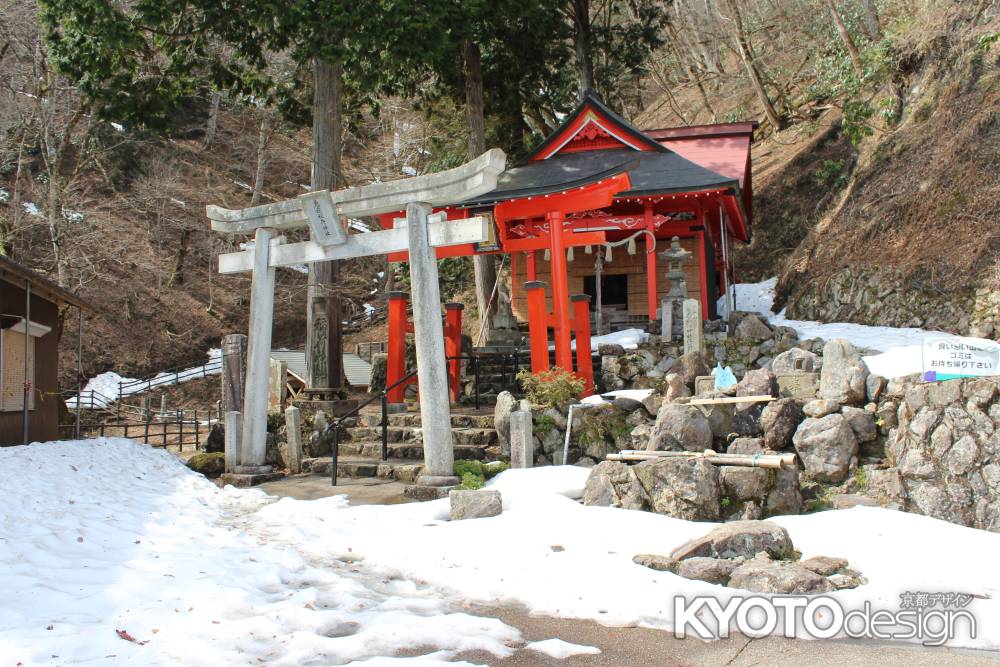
159, 395, 168, 421
644, 204, 658, 321
194, 409, 200, 450
571, 295, 594, 395
386, 291, 409, 405
444, 303, 463, 403
547, 210, 573, 372
525, 281, 550, 373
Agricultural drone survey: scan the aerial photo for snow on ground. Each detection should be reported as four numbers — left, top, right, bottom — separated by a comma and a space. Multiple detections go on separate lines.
721, 278, 977, 378
581, 388, 655, 405
5, 439, 1000, 663
523, 638, 600, 658
258, 466, 1000, 651
552, 327, 649, 352
0, 439, 519, 666
67, 349, 222, 409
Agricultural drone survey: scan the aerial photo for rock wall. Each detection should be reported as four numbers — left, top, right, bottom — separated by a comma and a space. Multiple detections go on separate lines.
868, 376, 1000, 532
784, 266, 999, 338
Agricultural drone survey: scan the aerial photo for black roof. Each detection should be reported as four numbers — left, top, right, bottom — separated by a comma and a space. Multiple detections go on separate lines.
462, 148, 740, 208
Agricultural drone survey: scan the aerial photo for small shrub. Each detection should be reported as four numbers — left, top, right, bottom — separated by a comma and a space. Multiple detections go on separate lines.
854, 466, 868, 490
517, 367, 585, 407
534, 413, 558, 437
460, 472, 484, 490
576, 404, 630, 448
814, 159, 847, 189
977, 31, 999, 51
454, 459, 509, 489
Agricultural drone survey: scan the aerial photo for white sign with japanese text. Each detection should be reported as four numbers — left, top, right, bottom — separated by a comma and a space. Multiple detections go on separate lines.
922, 337, 1000, 381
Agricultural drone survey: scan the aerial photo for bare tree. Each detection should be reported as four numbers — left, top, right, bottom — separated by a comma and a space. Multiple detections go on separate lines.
824, 0, 863, 73
719, 0, 784, 130
859, 0, 882, 41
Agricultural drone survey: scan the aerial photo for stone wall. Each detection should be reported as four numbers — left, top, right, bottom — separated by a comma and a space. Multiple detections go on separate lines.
784, 266, 998, 338
867, 376, 1000, 531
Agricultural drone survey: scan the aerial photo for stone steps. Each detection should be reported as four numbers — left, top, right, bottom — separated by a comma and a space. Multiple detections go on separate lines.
355, 413, 495, 429
334, 441, 490, 461
344, 426, 497, 446
301, 456, 425, 483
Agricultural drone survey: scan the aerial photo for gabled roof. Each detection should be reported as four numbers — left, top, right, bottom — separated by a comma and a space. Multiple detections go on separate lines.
462, 149, 739, 208
526, 91, 667, 160
0, 256, 91, 310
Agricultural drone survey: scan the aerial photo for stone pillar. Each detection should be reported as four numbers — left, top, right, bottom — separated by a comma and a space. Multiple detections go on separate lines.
661, 298, 672, 340
159, 395, 168, 420
221, 333, 247, 414
509, 409, 533, 469
239, 226, 277, 472
406, 202, 458, 485
683, 298, 703, 356
284, 405, 302, 474
224, 410, 241, 473
268, 358, 287, 414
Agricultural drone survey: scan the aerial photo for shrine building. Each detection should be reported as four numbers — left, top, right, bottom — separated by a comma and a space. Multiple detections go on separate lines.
380, 92, 755, 396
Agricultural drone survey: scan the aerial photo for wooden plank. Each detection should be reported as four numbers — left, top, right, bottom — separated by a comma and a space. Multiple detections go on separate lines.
688, 394, 775, 406
207, 149, 506, 234
218, 217, 489, 274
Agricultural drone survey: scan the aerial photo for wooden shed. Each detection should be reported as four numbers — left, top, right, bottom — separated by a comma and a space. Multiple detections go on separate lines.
1, 257, 90, 445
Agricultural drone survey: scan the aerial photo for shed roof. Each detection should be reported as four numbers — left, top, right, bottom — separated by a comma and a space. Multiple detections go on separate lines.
0, 256, 91, 310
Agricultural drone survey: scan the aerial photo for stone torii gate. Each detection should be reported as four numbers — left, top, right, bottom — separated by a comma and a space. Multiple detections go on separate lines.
208, 149, 506, 487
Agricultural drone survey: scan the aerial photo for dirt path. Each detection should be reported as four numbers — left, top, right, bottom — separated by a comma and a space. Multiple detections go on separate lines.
453, 604, 1000, 666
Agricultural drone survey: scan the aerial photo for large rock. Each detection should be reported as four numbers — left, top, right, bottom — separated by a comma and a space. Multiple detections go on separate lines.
449, 489, 502, 520
792, 413, 859, 483
728, 556, 834, 594
842, 406, 878, 443
669, 351, 709, 389
649, 403, 713, 452
632, 554, 678, 572
736, 368, 777, 405
803, 399, 840, 418
677, 557, 740, 585
671, 520, 795, 561
662, 373, 691, 403
494, 391, 518, 456
771, 347, 820, 374
819, 339, 869, 405
203, 423, 224, 453
187, 452, 225, 477
582, 461, 649, 510
734, 314, 774, 342
368, 353, 387, 393
634, 458, 720, 521
760, 398, 803, 451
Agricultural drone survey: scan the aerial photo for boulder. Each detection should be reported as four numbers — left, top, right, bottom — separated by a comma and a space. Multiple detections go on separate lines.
792, 414, 859, 483
728, 557, 834, 594
677, 557, 740, 585
368, 353, 388, 393
803, 399, 840, 418
866, 375, 887, 402
634, 458, 721, 521
734, 314, 773, 342
800, 556, 848, 576
760, 398, 803, 451
187, 452, 225, 477
649, 403, 713, 452
203, 423, 224, 453
771, 348, 820, 374
842, 406, 878, 443
720, 465, 769, 503
699, 404, 734, 441
662, 373, 692, 403
449, 489, 503, 520
494, 391, 518, 456
582, 461, 649, 510
819, 339, 869, 405
598, 343, 626, 356
632, 554, 678, 572
669, 351, 709, 388
736, 368, 777, 405
765, 467, 803, 517
671, 520, 795, 561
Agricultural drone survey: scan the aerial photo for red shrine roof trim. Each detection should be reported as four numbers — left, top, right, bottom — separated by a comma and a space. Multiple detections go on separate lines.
645, 121, 758, 140
527, 91, 666, 161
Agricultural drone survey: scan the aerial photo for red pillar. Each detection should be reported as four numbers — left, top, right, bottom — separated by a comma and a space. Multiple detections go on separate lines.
571, 295, 594, 396
644, 204, 658, 321
525, 250, 536, 280
386, 291, 410, 404
444, 303, 463, 403
697, 230, 710, 320
547, 210, 573, 372
525, 281, 550, 373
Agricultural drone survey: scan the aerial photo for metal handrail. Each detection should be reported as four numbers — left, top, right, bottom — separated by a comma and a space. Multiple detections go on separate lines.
330, 368, 419, 486
117, 358, 223, 397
